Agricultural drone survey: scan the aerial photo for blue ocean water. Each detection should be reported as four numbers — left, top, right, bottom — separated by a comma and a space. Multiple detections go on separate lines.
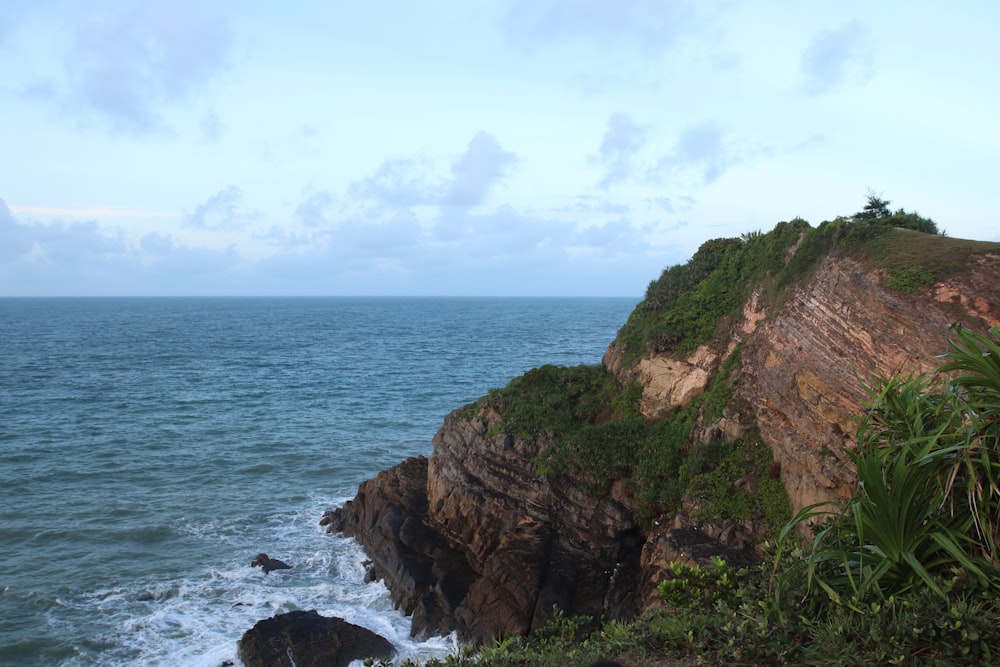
0, 297, 636, 666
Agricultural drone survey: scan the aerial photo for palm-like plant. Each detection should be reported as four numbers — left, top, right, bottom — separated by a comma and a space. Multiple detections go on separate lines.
938, 325, 1000, 560
781, 326, 1000, 608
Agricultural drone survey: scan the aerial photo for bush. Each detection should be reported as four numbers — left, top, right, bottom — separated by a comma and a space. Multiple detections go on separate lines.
658, 556, 749, 611
780, 326, 1000, 611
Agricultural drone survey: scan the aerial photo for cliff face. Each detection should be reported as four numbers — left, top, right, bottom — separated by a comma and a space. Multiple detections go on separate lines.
427, 405, 643, 640
327, 235, 1000, 642
607, 251, 1000, 516
740, 253, 1000, 515
326, 409, 647, 643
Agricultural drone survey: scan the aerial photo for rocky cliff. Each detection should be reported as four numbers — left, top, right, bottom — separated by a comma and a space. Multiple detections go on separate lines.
739, 251, 1000, 515
325, 223, 1000, 643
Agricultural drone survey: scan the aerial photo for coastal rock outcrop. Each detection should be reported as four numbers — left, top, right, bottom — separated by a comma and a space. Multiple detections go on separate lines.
326, 231, 1000, 643
426, 405, 643, 642
250, 553, 292, 574
321, 456, 477, 638
326, 413, 644, 642
237, 609, 394, 667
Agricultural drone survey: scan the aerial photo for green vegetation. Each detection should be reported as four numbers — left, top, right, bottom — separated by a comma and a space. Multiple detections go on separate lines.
658, 556, 748, 611
616, 193, 994, 367
684, 437, 790, 527
478, 345, 791, 532
373, 196, 1000, 665
617, 217, 809, 364
369, 326, 1000, 666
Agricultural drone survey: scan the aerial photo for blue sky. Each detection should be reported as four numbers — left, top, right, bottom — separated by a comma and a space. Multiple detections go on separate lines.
1, 1, 997, 296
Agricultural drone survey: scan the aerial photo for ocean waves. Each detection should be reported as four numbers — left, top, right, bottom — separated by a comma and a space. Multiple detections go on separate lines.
0, 296, 635, 665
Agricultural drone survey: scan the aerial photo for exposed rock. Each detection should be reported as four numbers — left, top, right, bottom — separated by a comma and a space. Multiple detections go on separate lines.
328, 413, 647, 643
634, 351, 712, 417
250, 553, 291, 574
426, 405, 644, 642
323, 456, 477, 639
325, 237, 1000, 644
739, 255, 1000, 515
607, 252, 1000, 518
237, 609, 393, 667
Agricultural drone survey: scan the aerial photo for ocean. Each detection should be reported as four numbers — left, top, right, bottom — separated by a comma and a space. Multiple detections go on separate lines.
0, 296, 637, 666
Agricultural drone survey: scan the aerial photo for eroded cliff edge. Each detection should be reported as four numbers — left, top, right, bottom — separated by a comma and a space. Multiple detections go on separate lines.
325, 220, 1000, 643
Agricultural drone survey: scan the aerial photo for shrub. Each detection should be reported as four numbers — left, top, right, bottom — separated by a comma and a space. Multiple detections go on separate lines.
658, 556, 749, 611
781, 326, 1000, 609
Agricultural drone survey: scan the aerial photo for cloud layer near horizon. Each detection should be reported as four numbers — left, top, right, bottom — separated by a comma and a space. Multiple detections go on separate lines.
1, 1, 997, 296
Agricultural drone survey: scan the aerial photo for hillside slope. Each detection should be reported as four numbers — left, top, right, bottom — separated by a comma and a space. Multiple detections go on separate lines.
325, 216, 1000, 642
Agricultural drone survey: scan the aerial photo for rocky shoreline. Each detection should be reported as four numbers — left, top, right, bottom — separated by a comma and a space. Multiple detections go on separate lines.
321, 406, 751, 643
316, 249, 1000, 644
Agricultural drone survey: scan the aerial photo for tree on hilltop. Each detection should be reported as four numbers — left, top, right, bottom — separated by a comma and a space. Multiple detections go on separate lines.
852, 188, 939, 234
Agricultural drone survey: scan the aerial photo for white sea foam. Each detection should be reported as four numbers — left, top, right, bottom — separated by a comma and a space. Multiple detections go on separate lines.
1, 297, 635, 666
71, 533, 454, 666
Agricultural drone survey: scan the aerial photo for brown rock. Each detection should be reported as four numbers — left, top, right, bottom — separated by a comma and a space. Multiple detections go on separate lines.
426, 405, 644, 642
324, 456, 476, 638
738, 254, 999, 515
328, 408, 645, 643
325, 235, 1000, 644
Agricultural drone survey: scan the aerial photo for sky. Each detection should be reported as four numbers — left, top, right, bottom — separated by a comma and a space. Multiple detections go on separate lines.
1, 1, 998, 297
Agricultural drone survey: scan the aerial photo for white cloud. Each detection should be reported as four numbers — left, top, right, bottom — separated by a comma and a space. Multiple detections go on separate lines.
592, 113, 648, 188
139, 232, 240, 276
0, 201, 126, 265
0, 199, 33, 263
349, 157, 442, 209
31, 0, 232, 133
294, 191, 335, 229
444, 132, 518, 208
656, 121, 736, 184
504, 0, 703, 55
800, 21, 872, 95
185, 186, 252, 230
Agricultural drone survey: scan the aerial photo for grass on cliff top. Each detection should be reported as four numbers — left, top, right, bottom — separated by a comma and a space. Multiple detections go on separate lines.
615, 200, 999, 366
859, 227, 999, 290
615, 217, 810, 364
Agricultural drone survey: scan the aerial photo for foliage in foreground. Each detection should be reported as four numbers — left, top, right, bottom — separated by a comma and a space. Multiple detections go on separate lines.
784, 325, 1000, 607
368, 568, 1000, 666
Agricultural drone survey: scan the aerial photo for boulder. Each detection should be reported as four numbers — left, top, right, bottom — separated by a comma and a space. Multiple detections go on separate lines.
250, 553, 292, 574
237, 610, 394, 667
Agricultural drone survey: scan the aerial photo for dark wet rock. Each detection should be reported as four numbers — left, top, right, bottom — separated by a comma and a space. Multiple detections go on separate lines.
251, 553, 292, 574
328, 434, 644, 643
237, 609, 394, 667
326, 456, 478, 639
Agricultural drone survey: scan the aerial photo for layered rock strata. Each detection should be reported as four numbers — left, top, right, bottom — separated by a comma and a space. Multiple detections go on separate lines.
326, 407, 650, 642
739, 255, 1000, 514
327, 247, 1000, 643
